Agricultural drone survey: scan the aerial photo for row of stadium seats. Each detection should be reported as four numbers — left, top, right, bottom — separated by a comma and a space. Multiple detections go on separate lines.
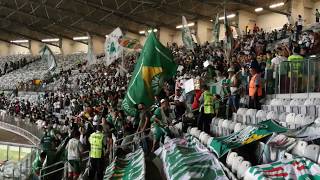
189, 126, 320, 180
262, 98, 320, 117
0, 53, 86, 90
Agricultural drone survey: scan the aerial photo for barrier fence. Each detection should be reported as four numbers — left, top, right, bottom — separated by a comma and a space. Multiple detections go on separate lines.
265, 58, 320, 95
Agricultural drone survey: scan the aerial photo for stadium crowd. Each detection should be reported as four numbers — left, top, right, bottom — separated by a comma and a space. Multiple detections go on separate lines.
0, 18, 319, 180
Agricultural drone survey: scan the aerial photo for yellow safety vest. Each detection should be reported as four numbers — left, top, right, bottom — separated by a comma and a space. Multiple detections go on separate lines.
288, 55, 304, 77
89, 132, 104, 158
203, 91, 214, 114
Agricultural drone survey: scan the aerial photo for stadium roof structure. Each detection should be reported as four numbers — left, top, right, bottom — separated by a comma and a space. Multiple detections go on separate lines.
0, 0, 290, 42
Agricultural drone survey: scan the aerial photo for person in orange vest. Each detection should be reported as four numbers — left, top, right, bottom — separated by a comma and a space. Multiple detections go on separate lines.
249, 64, 263, 110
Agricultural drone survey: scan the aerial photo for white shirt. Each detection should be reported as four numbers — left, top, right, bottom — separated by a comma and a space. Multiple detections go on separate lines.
297, 18, 303, 26
66, 138, 82, 160
271, 56, 287, 66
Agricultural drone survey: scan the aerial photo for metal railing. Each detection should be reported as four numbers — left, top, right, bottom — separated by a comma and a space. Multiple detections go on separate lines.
0, 114, 42, 145
39, 151, 89, 180
0, 141, 37, 180
265, 58, 320, 95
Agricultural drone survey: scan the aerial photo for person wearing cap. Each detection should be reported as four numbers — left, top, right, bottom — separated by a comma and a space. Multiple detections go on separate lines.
228, 67, 240, 114
249, 64, 263, 110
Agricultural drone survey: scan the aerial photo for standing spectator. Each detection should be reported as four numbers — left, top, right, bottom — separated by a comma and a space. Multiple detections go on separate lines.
296, 15, 303, 41
88, 125, 106, 180
198, 85, 215, 134
66, 130, 83, 180
248, 64, 262, 110
288, 46, 304, 92
228, 68, 240, 113
316, 9, 320, 23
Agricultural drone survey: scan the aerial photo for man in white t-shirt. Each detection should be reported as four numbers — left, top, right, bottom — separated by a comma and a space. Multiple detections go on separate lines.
66, 130, 83, 180
271, 48, 287, 68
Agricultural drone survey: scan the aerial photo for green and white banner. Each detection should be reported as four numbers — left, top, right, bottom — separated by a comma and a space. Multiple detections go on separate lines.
213, 13, 220, 47
244, 157, 320, 180
40, 45, 57, 72
104, 148, 145, 180
105, 27, 123, 66
209, 120, 287, 158
87, 32, 97, 65
182, 16, 194, 51
160, 135, 228, 180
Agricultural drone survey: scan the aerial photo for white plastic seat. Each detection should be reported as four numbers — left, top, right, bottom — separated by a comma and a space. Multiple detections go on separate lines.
237, 161, 251, 179
234, 123, 242, 132
232, 156, 244, 173
194, 130, 201, 138
236, 108, 248, 123
222, 120, 230, 136
199, 132, 206, 142
226, 152, 238, 168
256, 110, 267, 123
291, 141, 308, 157
266, 111, 279, 121
279, 112, 288, 122
315, 117, 320, 125
202, 134, 210, 145
294, 114, 305, 128
217, 119, 225, 137
286, 113, 296, 129
245, 109, 257, 124
228, 122, 236, 134
304, 144, 320, 162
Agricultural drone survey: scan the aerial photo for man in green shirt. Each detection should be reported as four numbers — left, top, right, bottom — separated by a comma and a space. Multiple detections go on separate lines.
288, 46, 304, 93
32, 151, 47, 178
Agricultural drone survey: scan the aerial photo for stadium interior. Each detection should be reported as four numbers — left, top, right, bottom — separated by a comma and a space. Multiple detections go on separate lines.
0, 0, 320, 180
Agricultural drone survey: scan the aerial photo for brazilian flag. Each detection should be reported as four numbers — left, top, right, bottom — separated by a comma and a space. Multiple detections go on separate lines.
122, 32, 178, 115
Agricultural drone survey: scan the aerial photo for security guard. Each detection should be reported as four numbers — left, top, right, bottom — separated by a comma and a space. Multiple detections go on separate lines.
88, 125, 106, 180
198, 85, 215, 134
249, 64, 262, 110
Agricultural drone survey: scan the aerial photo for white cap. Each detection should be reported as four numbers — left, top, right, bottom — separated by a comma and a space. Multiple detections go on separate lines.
160, 99, 166, 104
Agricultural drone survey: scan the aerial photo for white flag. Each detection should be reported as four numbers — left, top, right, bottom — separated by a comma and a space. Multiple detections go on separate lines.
182, 16, 194, 51
40, 45, 57, 72
105, 27, 123, 66
87, 33, 97, 65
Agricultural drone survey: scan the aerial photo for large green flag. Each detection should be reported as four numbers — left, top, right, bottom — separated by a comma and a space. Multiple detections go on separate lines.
182, 16, 194, 51
104, 148, 145, 180
209, 120, 287, 158
122, 32, 177, 116
213, 13, 220, 47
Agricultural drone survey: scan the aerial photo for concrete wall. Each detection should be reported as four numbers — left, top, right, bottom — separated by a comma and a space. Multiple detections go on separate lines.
238, 10, 257, 32
197, 20, 213, 44
256, 13, 288, 32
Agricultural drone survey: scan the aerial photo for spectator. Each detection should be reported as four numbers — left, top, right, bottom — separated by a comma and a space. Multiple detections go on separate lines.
88, 125, 106, 180
66, 130, 83, 180
198, 85, 215, 134
316, 9, 320, 23
248, 63, 262, 110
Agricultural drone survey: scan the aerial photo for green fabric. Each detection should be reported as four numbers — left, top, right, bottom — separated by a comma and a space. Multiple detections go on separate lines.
40, 134, 53, 151
182, 16, 194, 50
161, 135, 228, 180
246, 157, 320, 180
122, 32, 177, 116
104, 148, 145, 180
209, 120, 288, 158
213, 13, 220, 46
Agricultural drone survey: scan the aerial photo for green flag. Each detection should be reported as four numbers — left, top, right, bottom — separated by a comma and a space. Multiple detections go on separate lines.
224, 9, 233, 61
209, 120, 287, 158
161, 135, 228, 180
122, 32, 177, 115
182, 16, 194, 51
40, 45, 57, 72
104, 148, 145, 180
213, 13, 220, 47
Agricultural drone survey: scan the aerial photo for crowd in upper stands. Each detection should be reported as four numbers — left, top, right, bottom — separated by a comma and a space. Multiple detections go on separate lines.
0, 14, 319, 180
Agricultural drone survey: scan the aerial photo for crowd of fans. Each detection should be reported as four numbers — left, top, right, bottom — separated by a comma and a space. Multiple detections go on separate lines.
0, 55, 41, 77
0, 16, 319, 179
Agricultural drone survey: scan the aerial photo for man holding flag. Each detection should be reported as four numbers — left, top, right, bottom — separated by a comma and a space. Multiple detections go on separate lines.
121, 31, 178, 123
